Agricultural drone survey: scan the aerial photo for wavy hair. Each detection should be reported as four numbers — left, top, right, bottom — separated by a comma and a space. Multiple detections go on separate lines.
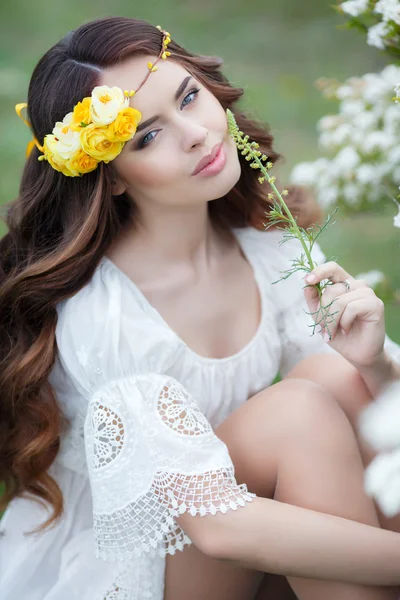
0, 16, 321, 531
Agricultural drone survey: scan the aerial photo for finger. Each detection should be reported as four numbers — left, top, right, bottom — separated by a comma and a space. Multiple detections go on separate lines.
303, 282, 320, 315
304, 261, 354, 286
340, 296, 384, 334
321, 279, 368, 305
314, 288, 369, 340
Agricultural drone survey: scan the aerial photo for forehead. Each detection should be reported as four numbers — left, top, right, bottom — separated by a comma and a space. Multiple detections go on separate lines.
99, 56, 191, 112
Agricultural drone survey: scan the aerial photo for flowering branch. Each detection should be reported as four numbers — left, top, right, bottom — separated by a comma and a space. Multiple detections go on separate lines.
226, 108, 339, 337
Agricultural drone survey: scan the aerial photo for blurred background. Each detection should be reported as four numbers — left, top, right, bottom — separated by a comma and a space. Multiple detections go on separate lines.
0, 0, 398, 339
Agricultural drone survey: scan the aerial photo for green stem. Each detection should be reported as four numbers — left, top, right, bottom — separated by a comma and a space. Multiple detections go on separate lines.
253, 153, 316, 274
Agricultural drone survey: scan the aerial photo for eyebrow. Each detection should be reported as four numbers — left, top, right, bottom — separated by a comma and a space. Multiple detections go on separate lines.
135, 75, 193, 133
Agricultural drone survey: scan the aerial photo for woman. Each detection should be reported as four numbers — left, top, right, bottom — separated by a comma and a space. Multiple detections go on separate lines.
1, 15, 400, 600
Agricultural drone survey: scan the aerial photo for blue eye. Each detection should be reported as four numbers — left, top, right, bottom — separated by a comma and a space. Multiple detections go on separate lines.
137, 88, 201, 149
181, 89, 200, 108
139, 130, 157, 148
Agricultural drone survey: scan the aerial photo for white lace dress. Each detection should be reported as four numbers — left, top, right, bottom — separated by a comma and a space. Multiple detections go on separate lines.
1, 227, 399, 600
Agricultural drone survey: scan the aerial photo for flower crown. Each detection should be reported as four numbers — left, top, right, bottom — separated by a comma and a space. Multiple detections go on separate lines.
15, 25, 172, 177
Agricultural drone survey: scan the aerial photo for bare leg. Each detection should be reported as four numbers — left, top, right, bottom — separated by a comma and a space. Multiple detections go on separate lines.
286, 352, 400, 533
165, 378, 399, 600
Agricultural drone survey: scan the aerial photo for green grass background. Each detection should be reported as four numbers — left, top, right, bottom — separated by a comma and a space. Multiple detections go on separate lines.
0, 0, 399, 519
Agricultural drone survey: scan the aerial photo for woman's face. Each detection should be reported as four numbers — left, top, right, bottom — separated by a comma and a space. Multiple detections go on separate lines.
100, 55, 242, 209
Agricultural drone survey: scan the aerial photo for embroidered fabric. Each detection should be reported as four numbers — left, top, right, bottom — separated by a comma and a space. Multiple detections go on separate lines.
84, 374, 255, 562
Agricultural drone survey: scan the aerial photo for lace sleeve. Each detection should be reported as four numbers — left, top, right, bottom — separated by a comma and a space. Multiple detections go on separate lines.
84, 373, 255, 562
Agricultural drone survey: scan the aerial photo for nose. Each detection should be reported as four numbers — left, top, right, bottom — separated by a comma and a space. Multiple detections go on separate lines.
179, 118, 208, 153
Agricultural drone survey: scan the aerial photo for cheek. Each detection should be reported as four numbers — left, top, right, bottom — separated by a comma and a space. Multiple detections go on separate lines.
131, 156, 181, 190
117, 151, 181, 191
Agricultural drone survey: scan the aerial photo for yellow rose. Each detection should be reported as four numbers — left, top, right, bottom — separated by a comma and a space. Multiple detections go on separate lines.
70, 97, 92, 131
107, 107, 142, 142
65, 149, 99, 175
80, 123, 124, 162
43, 135, 77, 177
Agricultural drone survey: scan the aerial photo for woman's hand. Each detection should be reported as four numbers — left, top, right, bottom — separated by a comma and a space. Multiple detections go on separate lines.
303, 261, 386, 370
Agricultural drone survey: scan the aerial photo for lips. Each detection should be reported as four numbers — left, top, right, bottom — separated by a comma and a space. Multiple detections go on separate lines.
192, 142, 223, 176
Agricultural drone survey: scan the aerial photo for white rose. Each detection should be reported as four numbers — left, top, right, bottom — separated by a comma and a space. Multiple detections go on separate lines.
52, 112, 81, 159
90, 86, 129, 126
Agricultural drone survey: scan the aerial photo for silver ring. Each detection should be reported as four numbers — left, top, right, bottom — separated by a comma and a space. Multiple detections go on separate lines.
339, 279, 351, 293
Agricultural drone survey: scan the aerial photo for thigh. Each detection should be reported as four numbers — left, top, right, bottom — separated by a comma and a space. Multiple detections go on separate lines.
164, 543, 263, 600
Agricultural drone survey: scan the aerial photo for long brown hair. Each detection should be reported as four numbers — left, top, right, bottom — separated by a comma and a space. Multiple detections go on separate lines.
0, 16, 320, 531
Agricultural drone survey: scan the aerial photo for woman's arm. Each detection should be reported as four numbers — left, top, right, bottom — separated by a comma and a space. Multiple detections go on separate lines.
179, 495, 400, 586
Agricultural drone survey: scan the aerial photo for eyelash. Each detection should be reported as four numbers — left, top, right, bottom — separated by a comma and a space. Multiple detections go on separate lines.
137, 88, 201, 149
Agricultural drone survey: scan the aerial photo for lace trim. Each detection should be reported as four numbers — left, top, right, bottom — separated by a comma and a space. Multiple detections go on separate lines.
94, 466, 255, 561
156, 381, 212, 436
90, 401, 125, 470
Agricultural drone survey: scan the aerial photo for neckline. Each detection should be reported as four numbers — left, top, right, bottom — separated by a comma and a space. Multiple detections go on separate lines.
100, 228, 266, 364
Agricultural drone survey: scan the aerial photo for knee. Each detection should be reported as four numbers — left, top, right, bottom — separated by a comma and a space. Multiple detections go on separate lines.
285, 353, 372, 425
261, 378, 353, 452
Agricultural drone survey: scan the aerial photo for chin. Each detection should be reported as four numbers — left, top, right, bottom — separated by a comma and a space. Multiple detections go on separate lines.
213, 153, 242, 198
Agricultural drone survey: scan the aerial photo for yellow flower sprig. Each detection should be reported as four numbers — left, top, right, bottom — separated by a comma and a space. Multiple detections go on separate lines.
226, 108, 339, 338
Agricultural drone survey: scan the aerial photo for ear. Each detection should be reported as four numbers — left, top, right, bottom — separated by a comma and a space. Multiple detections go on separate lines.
112, 178, 128, 196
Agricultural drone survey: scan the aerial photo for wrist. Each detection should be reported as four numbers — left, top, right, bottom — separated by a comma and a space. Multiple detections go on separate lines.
356, 351, 398, 397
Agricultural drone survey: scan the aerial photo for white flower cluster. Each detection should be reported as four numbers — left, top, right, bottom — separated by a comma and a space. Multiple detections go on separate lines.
360, 380, 400, 516
290, 65, 400, 218
340, 0, 400, 50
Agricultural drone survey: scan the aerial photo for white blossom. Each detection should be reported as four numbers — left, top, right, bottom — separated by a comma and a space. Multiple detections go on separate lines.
318, 115, 344, 131
360, 381, 400, 451
334, 146, 360, 171
289, 64, 400, 212
355, 164, 378, 184
289, 162, 319, 186
340, 0, 369, 17
367, 21, 390, 49
320, 185, 340, 208
364, 130, 396, 152
365, 448, 400, 517
394, 206, 400, 227
360, 381, 400, 517
374, 0, 400, 25
341, 99, 366, 117
342, 182, 362, 204
394, 82, 400, 102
